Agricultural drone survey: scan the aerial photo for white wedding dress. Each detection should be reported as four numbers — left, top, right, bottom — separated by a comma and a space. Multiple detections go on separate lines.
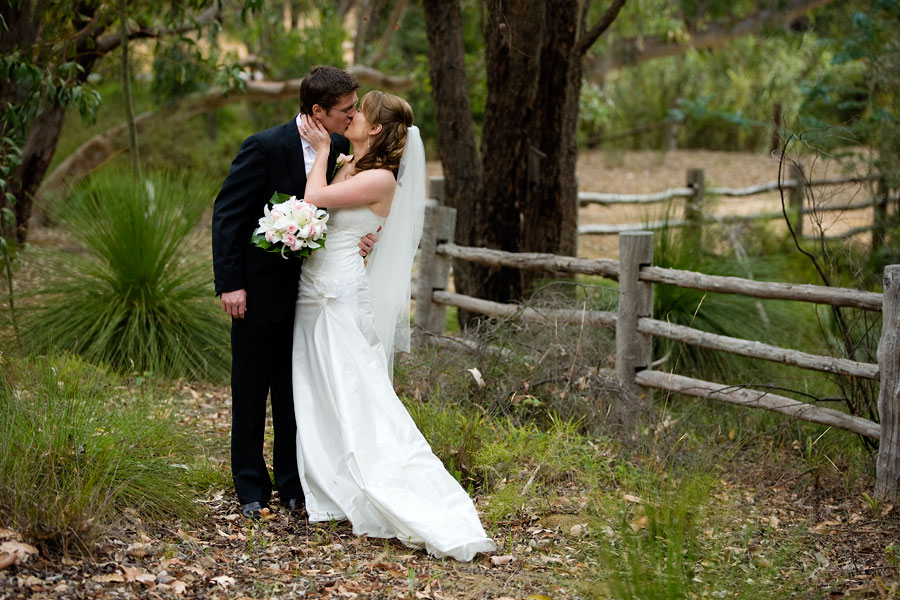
291, 205, 496, 562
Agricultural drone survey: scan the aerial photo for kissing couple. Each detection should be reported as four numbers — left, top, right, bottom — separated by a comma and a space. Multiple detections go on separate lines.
211, 66, 495, 562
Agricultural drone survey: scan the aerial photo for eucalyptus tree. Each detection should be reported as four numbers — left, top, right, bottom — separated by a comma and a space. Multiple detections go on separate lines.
0, 0, 227, 244
423, 0, 840, 315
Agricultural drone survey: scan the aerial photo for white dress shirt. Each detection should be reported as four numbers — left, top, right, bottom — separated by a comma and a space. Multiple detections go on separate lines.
295, 114, 315, 176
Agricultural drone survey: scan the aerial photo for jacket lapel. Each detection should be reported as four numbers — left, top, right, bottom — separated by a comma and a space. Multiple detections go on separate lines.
282, 120, 307, 196
283, 119, 344, 193
324, 135, 339, 184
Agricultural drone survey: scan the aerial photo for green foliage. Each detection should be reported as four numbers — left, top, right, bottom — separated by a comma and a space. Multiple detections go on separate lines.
235, 2, 346, 131
22, 168, 229, 381
151, 44, 215, 107
403, 394, 491, 490
0, 355, 216, 553
598, 472, 713, 599
651, 220, 812, 381
586, 33, 834, 151
814, 1, 900, 192
241, 3, 346, 79
396, 365, 819, 597
589, 467, 808, 599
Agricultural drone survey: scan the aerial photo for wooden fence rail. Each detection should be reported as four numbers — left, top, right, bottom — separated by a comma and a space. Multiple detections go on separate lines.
413, 203, 900, 498
428, 168, 894, 243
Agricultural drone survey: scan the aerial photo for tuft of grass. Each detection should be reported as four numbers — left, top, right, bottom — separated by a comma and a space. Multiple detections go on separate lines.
403, 393, 491, 489
22, 168, 229, 381
0, 355, 217, 553
587, 465, 809, 599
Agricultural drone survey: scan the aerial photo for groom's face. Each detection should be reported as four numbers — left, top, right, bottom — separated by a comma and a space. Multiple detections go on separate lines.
314, 92, 358, 135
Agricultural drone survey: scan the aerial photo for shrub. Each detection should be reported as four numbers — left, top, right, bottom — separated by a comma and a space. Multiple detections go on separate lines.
0, 355, 214, 553
23, 168, 229, 381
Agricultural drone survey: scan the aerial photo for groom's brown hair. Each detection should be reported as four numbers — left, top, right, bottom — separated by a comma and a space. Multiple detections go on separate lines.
299, 66, 359, 115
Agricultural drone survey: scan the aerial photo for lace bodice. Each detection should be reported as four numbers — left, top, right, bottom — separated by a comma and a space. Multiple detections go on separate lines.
300, 205, 385, 297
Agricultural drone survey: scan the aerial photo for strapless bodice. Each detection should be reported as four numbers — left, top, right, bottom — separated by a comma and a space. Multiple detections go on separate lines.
299, 206, 385, 298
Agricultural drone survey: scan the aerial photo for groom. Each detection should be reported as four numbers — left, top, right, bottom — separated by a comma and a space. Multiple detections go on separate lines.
212, 66, 363, 519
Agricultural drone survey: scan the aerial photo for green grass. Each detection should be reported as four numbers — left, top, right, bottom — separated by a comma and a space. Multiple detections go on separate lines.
22, 167, 230, 381
0, 355, 219, 553
394, 331, 874, 598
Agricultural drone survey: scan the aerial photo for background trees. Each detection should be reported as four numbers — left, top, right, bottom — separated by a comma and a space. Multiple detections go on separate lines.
3, 0, 895, 298
0, 1, 225, 244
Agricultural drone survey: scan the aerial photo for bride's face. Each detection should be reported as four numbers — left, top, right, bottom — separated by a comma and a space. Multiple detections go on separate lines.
346, 110, 378, 148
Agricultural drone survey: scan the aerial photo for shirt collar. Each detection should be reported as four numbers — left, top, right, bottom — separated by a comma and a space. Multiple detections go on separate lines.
295, 114, 314, 153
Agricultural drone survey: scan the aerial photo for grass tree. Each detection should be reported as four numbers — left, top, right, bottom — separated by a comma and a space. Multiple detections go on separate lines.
23, 168, 229, 381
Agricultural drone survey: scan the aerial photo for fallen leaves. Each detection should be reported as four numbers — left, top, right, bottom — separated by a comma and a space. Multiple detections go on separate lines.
629, 515, 649, 533
91, 572, 125, 583
467, 367, 486, 388
0, 540, 38, 569
210, 574, 236, 587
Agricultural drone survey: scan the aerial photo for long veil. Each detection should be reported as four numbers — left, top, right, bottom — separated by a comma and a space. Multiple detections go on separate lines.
365, 125, 426, 375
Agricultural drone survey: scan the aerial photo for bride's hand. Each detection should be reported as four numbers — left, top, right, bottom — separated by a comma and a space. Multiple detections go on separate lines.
299, 115, 331, 153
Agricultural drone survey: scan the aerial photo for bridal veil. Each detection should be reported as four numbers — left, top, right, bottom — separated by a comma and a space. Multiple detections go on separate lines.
365, 125, 426, 372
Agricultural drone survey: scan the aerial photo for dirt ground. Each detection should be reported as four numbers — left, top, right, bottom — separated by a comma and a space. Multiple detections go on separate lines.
1, 149, 895, 599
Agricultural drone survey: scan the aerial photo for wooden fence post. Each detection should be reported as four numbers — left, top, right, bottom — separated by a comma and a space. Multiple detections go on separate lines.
429, 175, 445, 205
873, 177, 888, 253
616, 231, 654, 401
685, 168, 705, 243
413, 199, 456, 345
789, 163, 805, 238
876, 264, 900, 499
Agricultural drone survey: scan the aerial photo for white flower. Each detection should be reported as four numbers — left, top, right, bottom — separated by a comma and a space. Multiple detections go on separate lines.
252, 194, 328, 258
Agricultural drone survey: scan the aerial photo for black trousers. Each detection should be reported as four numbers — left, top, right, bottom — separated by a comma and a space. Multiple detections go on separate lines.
229, 313, 302, 506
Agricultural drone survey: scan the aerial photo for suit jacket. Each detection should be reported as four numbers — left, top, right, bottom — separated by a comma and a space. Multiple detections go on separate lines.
212, 119, 351, 322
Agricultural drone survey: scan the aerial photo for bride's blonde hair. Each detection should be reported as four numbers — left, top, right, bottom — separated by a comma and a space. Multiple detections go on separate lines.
352, 91, 414, 177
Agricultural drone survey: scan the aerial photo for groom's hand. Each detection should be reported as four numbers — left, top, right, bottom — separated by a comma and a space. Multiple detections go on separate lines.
358, 227, 381, 257
222, 289, 247, 319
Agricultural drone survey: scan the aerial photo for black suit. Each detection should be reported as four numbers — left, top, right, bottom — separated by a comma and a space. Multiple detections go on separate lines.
212, 118, 350, 506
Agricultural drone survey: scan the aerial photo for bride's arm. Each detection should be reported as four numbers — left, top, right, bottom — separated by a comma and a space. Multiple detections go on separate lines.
302, 116, 395, 211
307, 169, 395, 211
302, 116, 332, 195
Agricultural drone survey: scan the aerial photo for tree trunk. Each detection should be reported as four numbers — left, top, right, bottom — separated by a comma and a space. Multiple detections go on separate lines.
118, 0, 142, 182
423, 0, 618, 313
422, 0, 484, 325
478, 0, 547, 305
524, 2, 580, 260
5, 103, 66, 243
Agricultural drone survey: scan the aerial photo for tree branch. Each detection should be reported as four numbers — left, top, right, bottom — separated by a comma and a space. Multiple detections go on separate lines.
95, 4, 221, 54
368, 0, 408, 66
577, 0, 627, 56
37, 66, 414, 200
585, 0, 837, 80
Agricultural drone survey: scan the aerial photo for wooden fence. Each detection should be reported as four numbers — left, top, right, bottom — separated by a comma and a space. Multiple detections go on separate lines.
413, 199, 900, 499
429, 168, 897, 244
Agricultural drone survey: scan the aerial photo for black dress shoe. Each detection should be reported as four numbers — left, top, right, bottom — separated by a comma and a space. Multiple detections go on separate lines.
283, 497, 304, 513
241, 501, 266, 519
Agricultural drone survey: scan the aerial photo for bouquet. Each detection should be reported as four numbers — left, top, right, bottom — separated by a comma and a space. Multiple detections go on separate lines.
251, 192, 328, 259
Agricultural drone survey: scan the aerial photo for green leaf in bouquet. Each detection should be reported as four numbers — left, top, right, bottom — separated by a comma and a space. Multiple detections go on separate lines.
269, 191, 296, 205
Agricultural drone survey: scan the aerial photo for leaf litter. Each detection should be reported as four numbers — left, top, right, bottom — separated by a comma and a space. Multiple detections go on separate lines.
1, 380, 898, 599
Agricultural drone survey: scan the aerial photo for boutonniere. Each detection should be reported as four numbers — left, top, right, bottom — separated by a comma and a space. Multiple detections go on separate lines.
333, 153, 353, 177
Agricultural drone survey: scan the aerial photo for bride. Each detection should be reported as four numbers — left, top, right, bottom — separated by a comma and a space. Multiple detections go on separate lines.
291, 91, 496, 562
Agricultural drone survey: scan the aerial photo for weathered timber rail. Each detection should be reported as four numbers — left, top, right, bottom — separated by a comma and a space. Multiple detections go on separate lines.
413, 202, 900, 499
428, 168, 895, 243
